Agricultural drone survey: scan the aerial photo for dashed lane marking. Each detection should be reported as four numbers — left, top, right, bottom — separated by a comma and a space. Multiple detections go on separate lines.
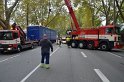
81, 52, 87, 58
0, 55, 20, 63
20, 47, 60, 82
94, 69, 110, 82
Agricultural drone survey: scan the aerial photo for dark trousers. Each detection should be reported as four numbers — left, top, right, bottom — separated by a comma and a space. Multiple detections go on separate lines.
67, 41, 70, 46
41, 52, 50, 64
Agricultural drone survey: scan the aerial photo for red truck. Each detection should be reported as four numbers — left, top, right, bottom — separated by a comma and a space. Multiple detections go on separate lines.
0, 23, 38, 53
64, 0, 123, 50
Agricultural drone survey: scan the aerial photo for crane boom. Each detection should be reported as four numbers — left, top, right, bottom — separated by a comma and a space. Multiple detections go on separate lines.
64, 0, 81, 31
12, 23, 26, 42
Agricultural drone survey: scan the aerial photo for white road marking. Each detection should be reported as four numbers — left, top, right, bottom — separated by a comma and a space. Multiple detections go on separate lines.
50, 47, 59, 56
81, 52, 87, 58
107, 52, 122, 58
0, 55, 20, 63
94, 69, 110, 82
20, 47, 60, 82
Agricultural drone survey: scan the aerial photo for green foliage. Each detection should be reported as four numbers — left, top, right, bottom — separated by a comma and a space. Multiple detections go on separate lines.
82, 5, 93, 28
11, 0, 69, 35
10, 0, 124, 34
75, 0, 93, 28
0, 0, 4, 19
73, 0, 81, 7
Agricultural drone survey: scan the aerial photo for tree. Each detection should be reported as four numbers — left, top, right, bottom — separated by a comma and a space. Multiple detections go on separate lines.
11, 0, 70, 36
115, 0, 124, 23
73, 0, 124, 26
0, 0, 5, 29
0, 0, 20, 30
96, 0, 124, 25
70, 0, 95, 28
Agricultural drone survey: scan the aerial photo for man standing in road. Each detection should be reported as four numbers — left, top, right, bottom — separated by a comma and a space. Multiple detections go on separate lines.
40, 34, 53, 69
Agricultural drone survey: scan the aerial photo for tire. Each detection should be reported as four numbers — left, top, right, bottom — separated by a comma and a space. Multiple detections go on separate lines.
0, 51, 4, 54
100, 42, 109, 51
71, 41, 78, 48
78, 42, 86, 49
17, 46, 21, 52
30, 44, 34, 49
87, 41, 94, 50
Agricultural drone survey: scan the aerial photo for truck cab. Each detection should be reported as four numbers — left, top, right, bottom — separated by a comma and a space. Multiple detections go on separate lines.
98, 25, 123, 50
0, 30, 21, 53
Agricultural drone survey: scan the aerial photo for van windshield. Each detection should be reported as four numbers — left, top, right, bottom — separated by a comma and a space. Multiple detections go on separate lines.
0, 32, 13, 40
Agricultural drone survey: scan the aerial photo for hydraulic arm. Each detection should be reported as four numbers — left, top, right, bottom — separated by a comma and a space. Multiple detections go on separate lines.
12, 23, 26, 42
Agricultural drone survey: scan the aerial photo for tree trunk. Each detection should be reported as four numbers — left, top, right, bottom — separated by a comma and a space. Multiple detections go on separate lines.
115, 0, 124, 22
0, 0, 5, 29
0, 0, 4, 19
0, 0, 20, 30
0, 19, 7, 29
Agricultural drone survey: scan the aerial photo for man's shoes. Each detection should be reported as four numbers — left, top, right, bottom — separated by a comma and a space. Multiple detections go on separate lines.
40, 63, 45, 68
45, 64, 50, 69
40, 63, 50, 69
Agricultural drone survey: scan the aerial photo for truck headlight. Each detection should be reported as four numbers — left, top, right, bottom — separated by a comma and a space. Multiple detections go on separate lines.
8, 48, 12, 50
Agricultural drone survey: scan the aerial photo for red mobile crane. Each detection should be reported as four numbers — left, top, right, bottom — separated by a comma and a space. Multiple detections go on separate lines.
64, 0, 123, 50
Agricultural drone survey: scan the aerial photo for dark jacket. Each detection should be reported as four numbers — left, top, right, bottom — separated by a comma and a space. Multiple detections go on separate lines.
40, 39, 53, 54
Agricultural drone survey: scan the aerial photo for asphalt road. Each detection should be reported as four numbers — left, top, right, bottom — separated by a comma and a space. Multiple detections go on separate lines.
0, 44, 124, 82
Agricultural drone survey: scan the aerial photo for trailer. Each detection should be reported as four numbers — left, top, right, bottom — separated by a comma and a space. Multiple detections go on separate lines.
27, 25, 57, 43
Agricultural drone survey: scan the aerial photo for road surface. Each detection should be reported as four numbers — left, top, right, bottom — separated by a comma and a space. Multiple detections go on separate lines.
0, 44, 124, 82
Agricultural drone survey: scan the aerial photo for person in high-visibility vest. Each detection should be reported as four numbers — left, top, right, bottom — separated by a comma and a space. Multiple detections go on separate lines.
66, 36, 71, 47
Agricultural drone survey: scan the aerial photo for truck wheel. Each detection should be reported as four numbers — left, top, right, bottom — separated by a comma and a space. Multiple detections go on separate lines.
0, 51, 4, 54
31, 44, 34, 49
87, 41, 94, 50
17, 46, 21, 52
79, 42, 86, 49
100, 42, 109, 51
71, 41, 78, 48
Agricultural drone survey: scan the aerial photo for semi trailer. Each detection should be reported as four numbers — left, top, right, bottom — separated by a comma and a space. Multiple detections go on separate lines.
27, 25, 57, 43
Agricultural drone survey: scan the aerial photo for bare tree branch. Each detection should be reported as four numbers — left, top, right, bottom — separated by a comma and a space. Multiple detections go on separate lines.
45, 3, 64, 27
115, 0, 124, 22
0, 19, 7, 29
